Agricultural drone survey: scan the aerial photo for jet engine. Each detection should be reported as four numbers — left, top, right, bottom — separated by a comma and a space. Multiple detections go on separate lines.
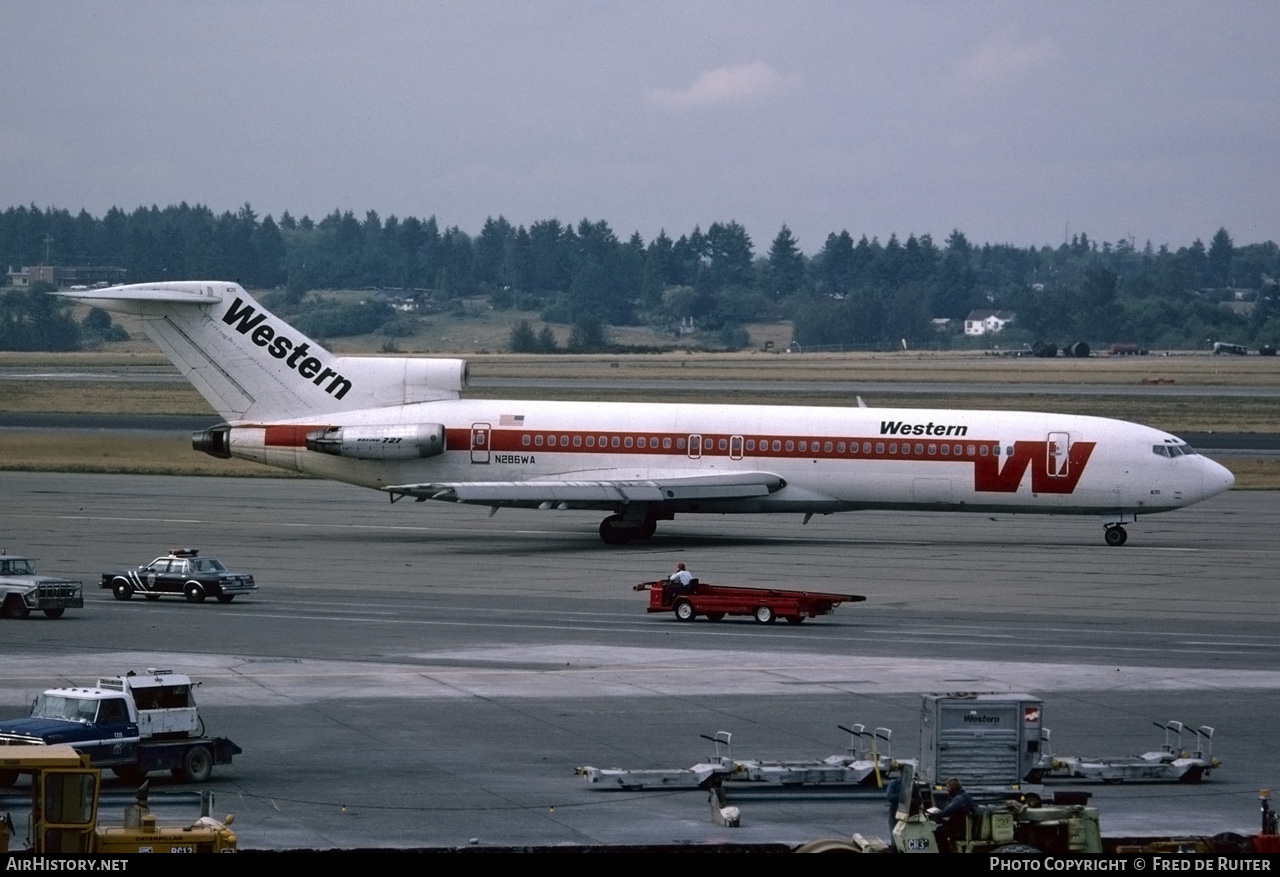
305, 424, 446, 460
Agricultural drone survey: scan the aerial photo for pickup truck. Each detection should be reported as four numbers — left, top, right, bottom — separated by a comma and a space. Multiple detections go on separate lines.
0, 551, 84, 619
0, 669, 241, 786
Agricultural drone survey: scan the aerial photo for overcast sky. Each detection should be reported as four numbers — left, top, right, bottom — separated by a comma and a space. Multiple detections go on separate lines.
3, 2, 1277, 253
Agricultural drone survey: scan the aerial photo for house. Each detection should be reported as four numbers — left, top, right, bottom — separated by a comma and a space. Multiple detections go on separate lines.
964, 309, 1015, 336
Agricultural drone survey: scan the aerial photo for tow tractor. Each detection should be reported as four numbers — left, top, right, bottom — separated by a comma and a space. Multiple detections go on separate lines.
797, 762, 1104, 854
0, 744, 237, 853
635, 579, 864, 624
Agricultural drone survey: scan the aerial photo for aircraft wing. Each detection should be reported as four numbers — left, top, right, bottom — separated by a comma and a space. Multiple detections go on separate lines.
384, 470, 785, 504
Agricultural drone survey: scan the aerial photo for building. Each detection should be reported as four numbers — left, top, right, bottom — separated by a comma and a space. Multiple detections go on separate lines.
5, 265, 127, 288
964, 309, 1015, 336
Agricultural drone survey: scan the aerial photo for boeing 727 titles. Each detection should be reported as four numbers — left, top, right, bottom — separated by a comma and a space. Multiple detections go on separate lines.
64, 282, 1234, 546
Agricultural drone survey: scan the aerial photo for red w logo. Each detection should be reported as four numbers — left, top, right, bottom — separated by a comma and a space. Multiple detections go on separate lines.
973, 440, 1095, 494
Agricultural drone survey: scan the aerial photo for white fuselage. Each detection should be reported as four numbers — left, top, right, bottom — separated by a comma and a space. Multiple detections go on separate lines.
226, 399, 1232, 517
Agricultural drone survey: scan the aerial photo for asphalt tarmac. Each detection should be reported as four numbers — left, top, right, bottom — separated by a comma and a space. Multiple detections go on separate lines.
1, 472, 1277, 850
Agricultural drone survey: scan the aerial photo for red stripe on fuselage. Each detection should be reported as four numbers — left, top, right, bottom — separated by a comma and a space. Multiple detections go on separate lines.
442, 427, 1096, 494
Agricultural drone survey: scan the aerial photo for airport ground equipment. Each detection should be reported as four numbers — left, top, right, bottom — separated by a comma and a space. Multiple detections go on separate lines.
101, 547, 257, 603
0, 669, 241, 785
578, 724, 896, 791
796, 762, 1103, 854
1030, 721, 1220, 783
634, 579, 864, 624
919, 693, 1045, 790
0, 550, 83, 619
0, 744, 236, 854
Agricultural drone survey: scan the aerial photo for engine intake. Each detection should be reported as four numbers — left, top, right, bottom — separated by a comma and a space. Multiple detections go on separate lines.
305, 424, 446, 460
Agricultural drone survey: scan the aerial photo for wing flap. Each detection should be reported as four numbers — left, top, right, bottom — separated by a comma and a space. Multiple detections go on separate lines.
385, 470, 784, 504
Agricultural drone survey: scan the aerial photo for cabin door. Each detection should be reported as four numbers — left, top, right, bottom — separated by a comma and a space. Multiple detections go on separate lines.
470, 423, 491, 464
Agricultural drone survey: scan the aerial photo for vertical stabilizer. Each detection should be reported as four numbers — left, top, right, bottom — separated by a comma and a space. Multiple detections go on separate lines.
59, 282, 467, 421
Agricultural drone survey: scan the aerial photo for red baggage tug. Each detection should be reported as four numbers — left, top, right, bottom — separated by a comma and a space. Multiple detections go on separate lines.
635, 579, 864, 624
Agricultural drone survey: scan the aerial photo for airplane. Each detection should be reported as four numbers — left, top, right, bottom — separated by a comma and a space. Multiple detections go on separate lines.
62, 281, 1235, 547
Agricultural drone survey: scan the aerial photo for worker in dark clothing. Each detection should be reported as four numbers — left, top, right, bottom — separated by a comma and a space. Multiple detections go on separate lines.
885, 777, 902, 833
931, 777, 976, 850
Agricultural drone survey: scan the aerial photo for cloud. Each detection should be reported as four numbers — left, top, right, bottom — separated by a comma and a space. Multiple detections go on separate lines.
949, 25, 1062, 97
646, 61, 799, 109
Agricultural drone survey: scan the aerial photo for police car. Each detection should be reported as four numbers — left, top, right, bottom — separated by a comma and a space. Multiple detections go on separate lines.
101, 549, 258, 604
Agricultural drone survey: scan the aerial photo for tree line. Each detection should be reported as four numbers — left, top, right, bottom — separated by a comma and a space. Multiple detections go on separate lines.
1, 202, 1277, 352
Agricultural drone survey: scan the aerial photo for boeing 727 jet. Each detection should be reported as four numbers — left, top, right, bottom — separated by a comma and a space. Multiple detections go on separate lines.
65, 282, 1234, 546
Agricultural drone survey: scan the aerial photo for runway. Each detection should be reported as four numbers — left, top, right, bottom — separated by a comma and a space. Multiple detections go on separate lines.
1, 472, 1277, 849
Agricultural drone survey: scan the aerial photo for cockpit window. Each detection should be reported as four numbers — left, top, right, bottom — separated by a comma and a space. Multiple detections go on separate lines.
1152, 445, 1169, 457
1181, 445, 1198, 455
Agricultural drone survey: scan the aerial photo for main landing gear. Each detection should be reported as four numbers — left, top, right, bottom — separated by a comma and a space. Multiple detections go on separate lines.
1104, 525, 1128, 547
599, 514, 658, 545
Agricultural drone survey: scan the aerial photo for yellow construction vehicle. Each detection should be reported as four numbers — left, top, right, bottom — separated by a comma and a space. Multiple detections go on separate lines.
0, 744, 237, 853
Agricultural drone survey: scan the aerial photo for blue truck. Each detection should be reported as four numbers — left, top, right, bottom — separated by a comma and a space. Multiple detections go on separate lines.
0, 669, 240, 786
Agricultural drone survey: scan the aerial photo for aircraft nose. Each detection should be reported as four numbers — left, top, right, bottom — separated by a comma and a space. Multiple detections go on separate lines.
1202, 457, 1235, 499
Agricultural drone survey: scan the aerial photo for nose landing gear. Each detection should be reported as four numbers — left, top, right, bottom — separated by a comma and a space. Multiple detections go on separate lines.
1104, 525, 1128, 546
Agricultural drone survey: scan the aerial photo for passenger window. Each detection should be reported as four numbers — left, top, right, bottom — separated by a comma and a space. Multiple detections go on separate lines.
522, 435, 531, 446
663, 437, 671, 449
785, 440, 794, 451
718, 438, 727, 450
535, 435, 544, 446
875, 442, 884, 454
573, 435, 582, 447
611, 436, 620, 448
772, 440, 781, 451
862, 442, 871, 453
624, 437, 633, 448
928, 444, 936, 455
824, 441, 833, 453
586, 436, 595, 447
547, 435, 557, 447
889, 443, 897, 454
836, 442, 845, 453
798, 441, 807, 452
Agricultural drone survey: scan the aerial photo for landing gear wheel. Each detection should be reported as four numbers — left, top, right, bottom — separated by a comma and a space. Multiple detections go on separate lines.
173, 745, 213, 783
216, 595, 235, 604
637, 518, 658, 540
705, 612, 725, 622
112, 579, 133, 601
754, 605, 775, 624
42, 607, 65, 619
992, 844, 1044, 855
1104, 525, 1128, 546
785, 616, 805, 624
673, 600, 695, 622
184, 583, 206, 603
794, 838, 860, 853
599, 515, 631, 545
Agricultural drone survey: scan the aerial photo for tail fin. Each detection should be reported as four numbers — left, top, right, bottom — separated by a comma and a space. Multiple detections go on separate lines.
60, 282, 467, 421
